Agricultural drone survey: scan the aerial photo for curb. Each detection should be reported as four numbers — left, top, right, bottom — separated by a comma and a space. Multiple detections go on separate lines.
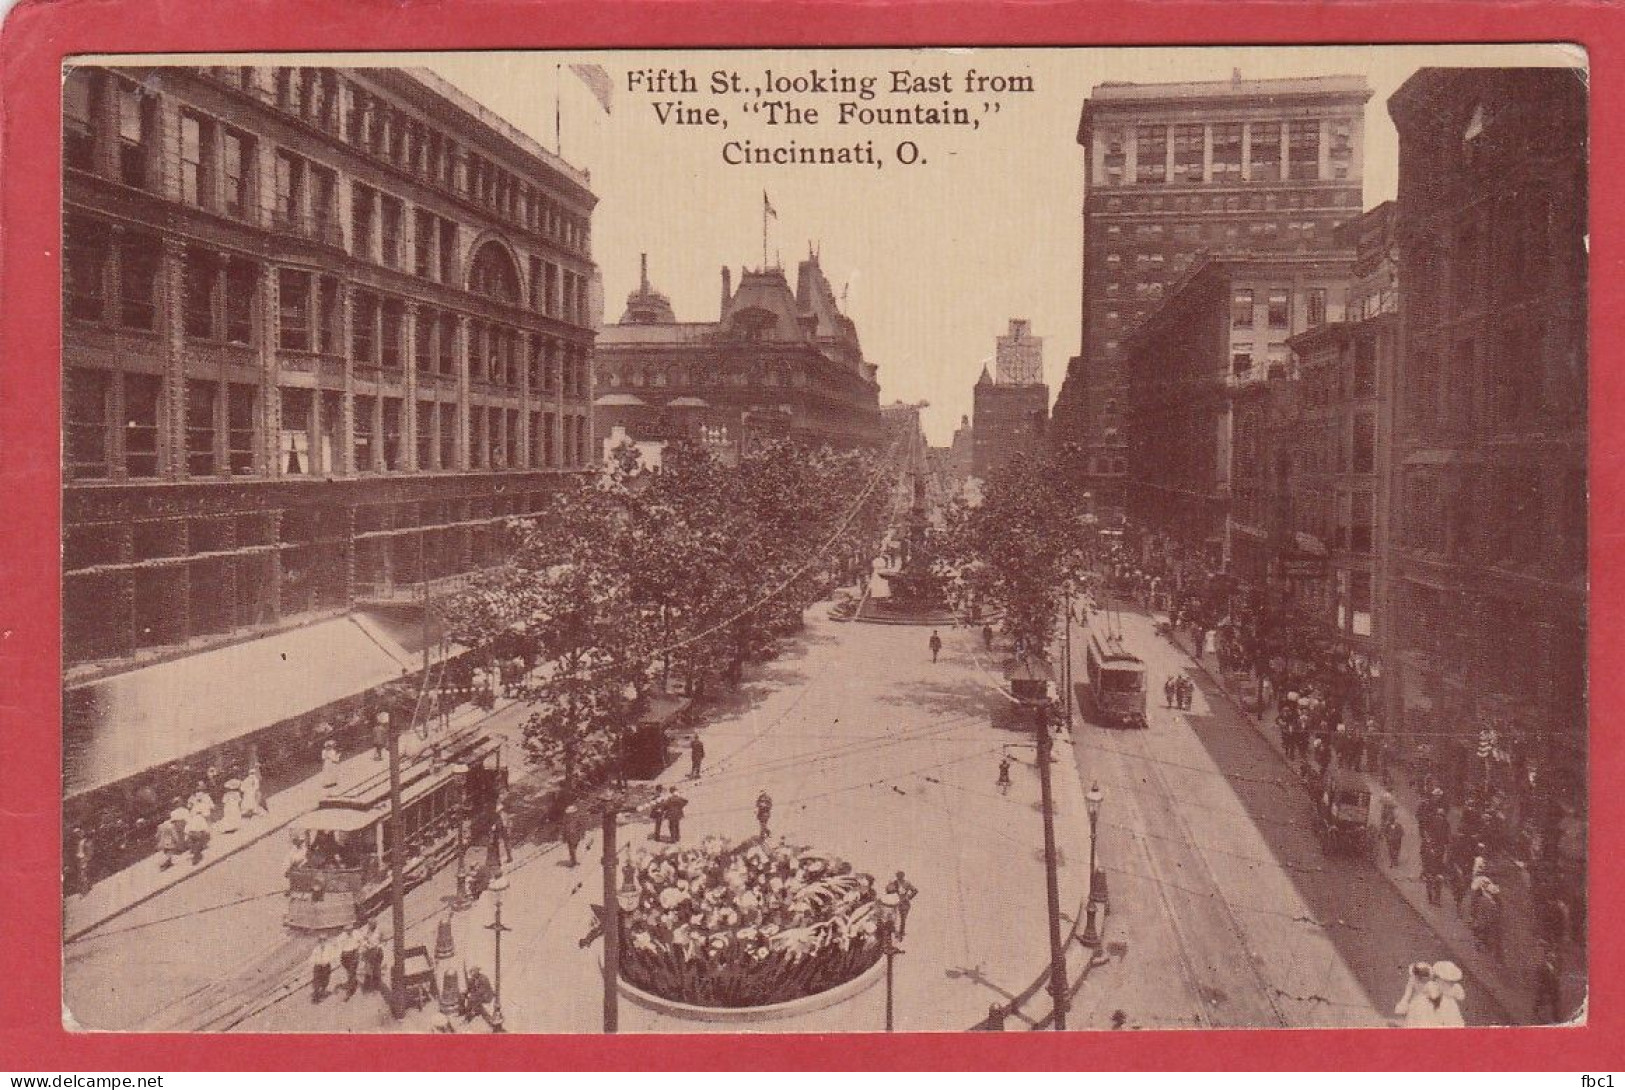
1167, 629, 1534, 1024
610, 951, 887, 1024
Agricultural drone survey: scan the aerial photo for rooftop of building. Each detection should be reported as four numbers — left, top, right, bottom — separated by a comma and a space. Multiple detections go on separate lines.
402, 67, 592, 192
1089, 73, 1371, 104
1123, 247, 1356, 354
600, 247, 870, 378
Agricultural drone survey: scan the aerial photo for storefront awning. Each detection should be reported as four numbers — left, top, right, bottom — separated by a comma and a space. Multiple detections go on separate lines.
64, 615, 419, 798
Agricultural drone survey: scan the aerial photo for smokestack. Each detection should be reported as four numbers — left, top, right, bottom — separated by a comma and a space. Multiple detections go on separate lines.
640, 253, 649, 292
721, 266, 732, 316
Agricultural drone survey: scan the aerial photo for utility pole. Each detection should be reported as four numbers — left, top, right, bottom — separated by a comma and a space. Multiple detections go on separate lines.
385, 709, 407, 1019
600, 808, 620, 1033
1034, 697, 1068, 1030
1062, 585, 1074, 724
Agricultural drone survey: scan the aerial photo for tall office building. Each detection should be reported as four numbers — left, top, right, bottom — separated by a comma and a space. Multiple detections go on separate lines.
1052, 73, 1371, 517
972, 320, 1049, 480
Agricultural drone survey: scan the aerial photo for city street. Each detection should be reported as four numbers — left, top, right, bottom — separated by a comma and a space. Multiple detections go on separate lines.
62, 699, 538, 1032
64, 581, 1512, 1033
65, 579, 1096, 1033
1064, 607, 1511, 1028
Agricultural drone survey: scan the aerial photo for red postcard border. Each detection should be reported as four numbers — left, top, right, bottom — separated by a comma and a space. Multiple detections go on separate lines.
1, 0, 1619, 1071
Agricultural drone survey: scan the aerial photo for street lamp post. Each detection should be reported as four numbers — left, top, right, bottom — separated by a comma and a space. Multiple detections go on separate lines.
600, 807, 622, 1033
877, 891, 904, 1031
484, 867, 510, 1033
1080, 781, 1106, 957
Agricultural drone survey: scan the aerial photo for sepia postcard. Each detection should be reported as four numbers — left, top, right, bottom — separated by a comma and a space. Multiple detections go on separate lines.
0, 3, 1611, 1070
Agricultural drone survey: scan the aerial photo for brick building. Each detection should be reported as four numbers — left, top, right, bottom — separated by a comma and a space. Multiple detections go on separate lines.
1052, 74, 1371, 518
592, 251, 882, 464
61, 64, 597, 793
1124, 251, 1352, 568
1383, 68, 1587, 800
971, 320, 1049, 480
1227, 203, 1399, 662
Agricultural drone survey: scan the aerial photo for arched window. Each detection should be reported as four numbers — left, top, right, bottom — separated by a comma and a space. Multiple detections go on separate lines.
467, 240, 521, 303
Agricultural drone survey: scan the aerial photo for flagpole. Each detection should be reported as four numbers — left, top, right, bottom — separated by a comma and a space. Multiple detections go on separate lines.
555, 64, 563, 155
762, 192, 768, 270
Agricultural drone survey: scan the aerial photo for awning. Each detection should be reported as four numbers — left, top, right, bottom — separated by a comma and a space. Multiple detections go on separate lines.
64, 615, 419, 798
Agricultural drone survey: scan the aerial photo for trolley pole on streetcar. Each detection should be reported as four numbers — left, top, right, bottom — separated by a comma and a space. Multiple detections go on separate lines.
383, 710, 408, 1020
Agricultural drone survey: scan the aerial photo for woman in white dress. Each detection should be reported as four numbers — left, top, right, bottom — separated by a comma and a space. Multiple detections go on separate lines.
241, 766, 264, 818
218, 780, 243, 834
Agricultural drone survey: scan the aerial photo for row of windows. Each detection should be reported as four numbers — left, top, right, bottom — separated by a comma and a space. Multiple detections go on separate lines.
64, 69, 592, 322
1100, 118, 1354, 186
64, 219, 592, 395
1231, 288, 1326, 330
64, 367, 591, 481
1399, 466, 1584, 574
601, 361, 811, 391
1404, 325, 1578, 435
242, 65, 589, 253
1101, 188, 1359, 215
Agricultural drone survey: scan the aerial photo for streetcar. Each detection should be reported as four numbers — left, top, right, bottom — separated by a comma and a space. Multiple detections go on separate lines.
1083, 630, 1148, 729
284, 729, 506, 931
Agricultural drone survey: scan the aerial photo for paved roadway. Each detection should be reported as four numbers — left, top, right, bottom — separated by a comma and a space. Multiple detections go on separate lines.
1064, 607, 1510, 1029
65, 587, 1505, 1032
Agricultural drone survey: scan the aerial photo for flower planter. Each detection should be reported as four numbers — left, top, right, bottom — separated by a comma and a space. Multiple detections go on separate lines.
607, 950, 885, 1024
616, 837, 888, 1013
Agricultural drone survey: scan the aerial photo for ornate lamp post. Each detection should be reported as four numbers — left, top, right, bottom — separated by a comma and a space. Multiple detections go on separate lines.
877, 890, 904, 1032
484, 867, 510, 1032
1079, 782, 1107, 958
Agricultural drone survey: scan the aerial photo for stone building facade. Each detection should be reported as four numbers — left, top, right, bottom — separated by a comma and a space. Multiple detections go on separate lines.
593, 254, 883, 461
1124, 252, 1352, 567
1384, 68, 1588, 799
1053, 74, 1370, 518
971, 320, 1049, 481
61, 64, 598, 679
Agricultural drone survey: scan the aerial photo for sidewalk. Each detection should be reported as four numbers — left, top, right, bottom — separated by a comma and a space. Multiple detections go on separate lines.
63, 694, 526, 943
1167, 628, 1582, 1025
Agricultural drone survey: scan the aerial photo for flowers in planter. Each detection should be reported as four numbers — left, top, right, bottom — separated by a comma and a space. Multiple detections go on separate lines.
618, 836, 885, 1008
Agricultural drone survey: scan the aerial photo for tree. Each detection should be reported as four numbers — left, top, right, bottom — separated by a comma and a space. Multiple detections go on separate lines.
940, 451, 1086, 657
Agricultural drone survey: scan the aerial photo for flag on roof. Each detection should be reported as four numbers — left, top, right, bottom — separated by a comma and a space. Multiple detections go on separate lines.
570, 64, 614, 114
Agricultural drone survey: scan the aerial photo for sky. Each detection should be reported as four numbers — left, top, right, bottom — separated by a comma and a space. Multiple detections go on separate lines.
422, 45, 1578, 443
110, 45, 1576, 444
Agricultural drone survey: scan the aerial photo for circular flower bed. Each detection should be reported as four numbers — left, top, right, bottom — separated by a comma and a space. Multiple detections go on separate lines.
619, 836, 884, 1009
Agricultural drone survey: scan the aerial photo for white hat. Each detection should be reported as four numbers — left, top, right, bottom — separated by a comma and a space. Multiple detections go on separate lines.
1432, 961, 1463, 984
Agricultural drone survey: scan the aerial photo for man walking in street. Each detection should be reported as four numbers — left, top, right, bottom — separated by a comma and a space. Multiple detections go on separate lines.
665, 788, 688, 843
997, 754, 1013, 796
360, 921, 384, 992
649, 787, 669, 842
1164, 677, 1176, 709
310, 937, 335, 1003
561, 805, 583, 867
490, 799, 514, 865
338, 925, 362, 998
887, 871, 918, 939
929, 630, 943, 664
689, 736, 706, 779
755, 790, 773, 840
